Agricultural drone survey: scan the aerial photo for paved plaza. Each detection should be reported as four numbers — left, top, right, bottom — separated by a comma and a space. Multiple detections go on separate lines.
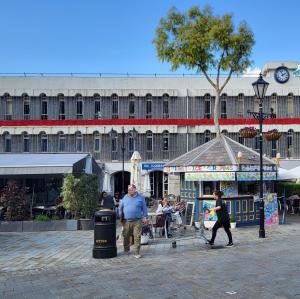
0, 216, 300, 299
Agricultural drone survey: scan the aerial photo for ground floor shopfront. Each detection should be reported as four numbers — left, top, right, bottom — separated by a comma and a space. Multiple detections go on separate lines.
102, 161, 173, 199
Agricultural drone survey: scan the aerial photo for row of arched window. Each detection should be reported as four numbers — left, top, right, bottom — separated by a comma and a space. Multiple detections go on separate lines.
2, 92, 297, 120
1, 130, 171, 154
2, 92, 171, 120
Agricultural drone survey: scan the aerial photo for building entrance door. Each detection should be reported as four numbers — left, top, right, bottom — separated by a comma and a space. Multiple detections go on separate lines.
150, 171, 163, 199
113, 171, 130, 195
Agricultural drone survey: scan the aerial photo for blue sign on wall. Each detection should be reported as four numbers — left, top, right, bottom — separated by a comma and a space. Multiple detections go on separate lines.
141, 163, 165, 170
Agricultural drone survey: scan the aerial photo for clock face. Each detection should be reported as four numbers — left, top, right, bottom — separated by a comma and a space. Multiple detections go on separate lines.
274, 67, 290, 83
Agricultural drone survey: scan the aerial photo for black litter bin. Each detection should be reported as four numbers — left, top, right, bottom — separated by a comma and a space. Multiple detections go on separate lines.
93, 210, 117, 259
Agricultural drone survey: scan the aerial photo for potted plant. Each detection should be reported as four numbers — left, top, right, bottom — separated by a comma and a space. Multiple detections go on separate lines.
230, 216, 237, 229
239, 126, 257, 138
61, 174, 80, 219
265, 129, 282, 141
0, 180, 30, 221
76, 174, 99, 230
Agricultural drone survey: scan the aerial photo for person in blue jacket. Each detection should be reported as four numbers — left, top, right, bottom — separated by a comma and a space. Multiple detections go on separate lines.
118, 184, 148, 258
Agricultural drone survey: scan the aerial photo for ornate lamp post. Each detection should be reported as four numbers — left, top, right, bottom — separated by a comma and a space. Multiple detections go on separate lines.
248, 73, 270, 238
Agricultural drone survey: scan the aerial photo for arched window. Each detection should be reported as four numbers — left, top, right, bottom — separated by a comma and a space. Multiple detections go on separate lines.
58, 93, 65, 120
75, 131, 83, 152
58, 131, 66, 152
40, 132, 48, 152
162, 94, 169, 119
287, 129, 294, 158
128, 94, 135, 119
146, 131, 153, 160
23, 131, 30, 152
111, 94, 119, 119
204, 130, 211, 143
237, 93, 244, 118
4, 93, 12, 120
271, 140, 277, 158
254, 135, 259, 152
238, 136, 245, 145
221, 130, 228, 136
162, 131, 169, 160
220, 94, 227, 119
287, 93, 294, 118
204, 94, 211, 119
146, 93, 152, 119
254, 98, 259, 113
40, 93, 48, 120
23, 93, 30, 120
94, 94, 101, 119
270, 93, 277, 116
94, 131, 101, 152
109, 129, 118, 160
75, 94, 83, 120
3, 132, 11, 152
162, 131, 169, 151
128, 129, 137, 155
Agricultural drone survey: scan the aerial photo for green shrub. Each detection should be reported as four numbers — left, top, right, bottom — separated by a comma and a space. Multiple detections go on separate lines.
276, 182, 300, 198
230, 216, 237, 223
34, 214, 50, 221
61, 173, 99, 219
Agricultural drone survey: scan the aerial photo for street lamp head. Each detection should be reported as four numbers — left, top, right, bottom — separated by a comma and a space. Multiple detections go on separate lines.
252, 73, 269, 100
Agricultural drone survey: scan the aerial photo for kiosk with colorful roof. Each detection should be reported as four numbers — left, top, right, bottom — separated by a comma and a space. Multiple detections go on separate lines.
164, 135, 279, 227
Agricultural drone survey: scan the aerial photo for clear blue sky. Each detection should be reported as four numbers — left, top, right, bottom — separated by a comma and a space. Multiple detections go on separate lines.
0, 0, 299, 74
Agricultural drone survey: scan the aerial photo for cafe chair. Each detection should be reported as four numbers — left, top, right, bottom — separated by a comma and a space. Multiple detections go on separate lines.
152, 214, 167, 238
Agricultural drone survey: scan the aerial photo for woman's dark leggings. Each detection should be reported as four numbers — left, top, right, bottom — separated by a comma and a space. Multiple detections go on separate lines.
211, 220, 233, 243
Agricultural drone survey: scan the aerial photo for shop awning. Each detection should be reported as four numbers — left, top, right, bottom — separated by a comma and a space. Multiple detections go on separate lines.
0, 153, 97, 175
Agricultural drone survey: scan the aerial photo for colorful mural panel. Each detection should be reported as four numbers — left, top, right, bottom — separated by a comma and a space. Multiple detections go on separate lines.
264, 193, 279, 226
202, 200, 218, 221
220, 181, 238, 197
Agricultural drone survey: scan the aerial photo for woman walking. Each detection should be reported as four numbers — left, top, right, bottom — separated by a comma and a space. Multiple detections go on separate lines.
207, 190, 233, 247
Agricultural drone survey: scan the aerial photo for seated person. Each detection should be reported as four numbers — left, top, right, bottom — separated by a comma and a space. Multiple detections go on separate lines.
155, 199, 164, 214
162, 196, 174, 237
113, 192, 121, 208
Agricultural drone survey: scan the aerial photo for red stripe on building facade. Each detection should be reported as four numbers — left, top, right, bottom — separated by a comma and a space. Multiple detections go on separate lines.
1, 118, 300, 127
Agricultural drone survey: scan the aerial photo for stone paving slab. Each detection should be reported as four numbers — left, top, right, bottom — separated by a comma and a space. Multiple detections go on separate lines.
1, 216, 300, 298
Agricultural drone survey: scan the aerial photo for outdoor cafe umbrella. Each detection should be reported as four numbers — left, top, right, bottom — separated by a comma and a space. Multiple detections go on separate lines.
103, 171, 112, 193
130, 151, 141, 191
143, 171, 152, 198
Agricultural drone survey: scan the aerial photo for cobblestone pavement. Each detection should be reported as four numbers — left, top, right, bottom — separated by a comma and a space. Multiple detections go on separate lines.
1, 215, 300, 299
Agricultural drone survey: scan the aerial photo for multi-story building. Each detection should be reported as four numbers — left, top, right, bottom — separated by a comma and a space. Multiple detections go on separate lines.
0, 61, 300, 198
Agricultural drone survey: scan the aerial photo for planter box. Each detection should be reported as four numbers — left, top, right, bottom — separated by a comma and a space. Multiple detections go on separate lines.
0, 220, 78, 232
78, 219, 94, 230
55, 220, 78, 231
23, 221, 56, 232
0, 221, 23, 232
230, 222, 237, 229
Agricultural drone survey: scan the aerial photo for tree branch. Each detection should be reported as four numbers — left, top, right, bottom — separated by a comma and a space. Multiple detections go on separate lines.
219, 68, 233, 94
216, 51, 225, 88
199, 64, 216, 89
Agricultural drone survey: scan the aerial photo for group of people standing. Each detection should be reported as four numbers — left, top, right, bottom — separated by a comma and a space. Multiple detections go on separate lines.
98, 186, 233, 259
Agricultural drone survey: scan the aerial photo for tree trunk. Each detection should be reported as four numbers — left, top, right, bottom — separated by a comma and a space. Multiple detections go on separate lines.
214, 90, 221, 136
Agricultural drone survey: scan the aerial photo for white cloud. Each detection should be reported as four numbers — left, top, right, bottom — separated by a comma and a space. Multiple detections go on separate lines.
242, 67, 261, 77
